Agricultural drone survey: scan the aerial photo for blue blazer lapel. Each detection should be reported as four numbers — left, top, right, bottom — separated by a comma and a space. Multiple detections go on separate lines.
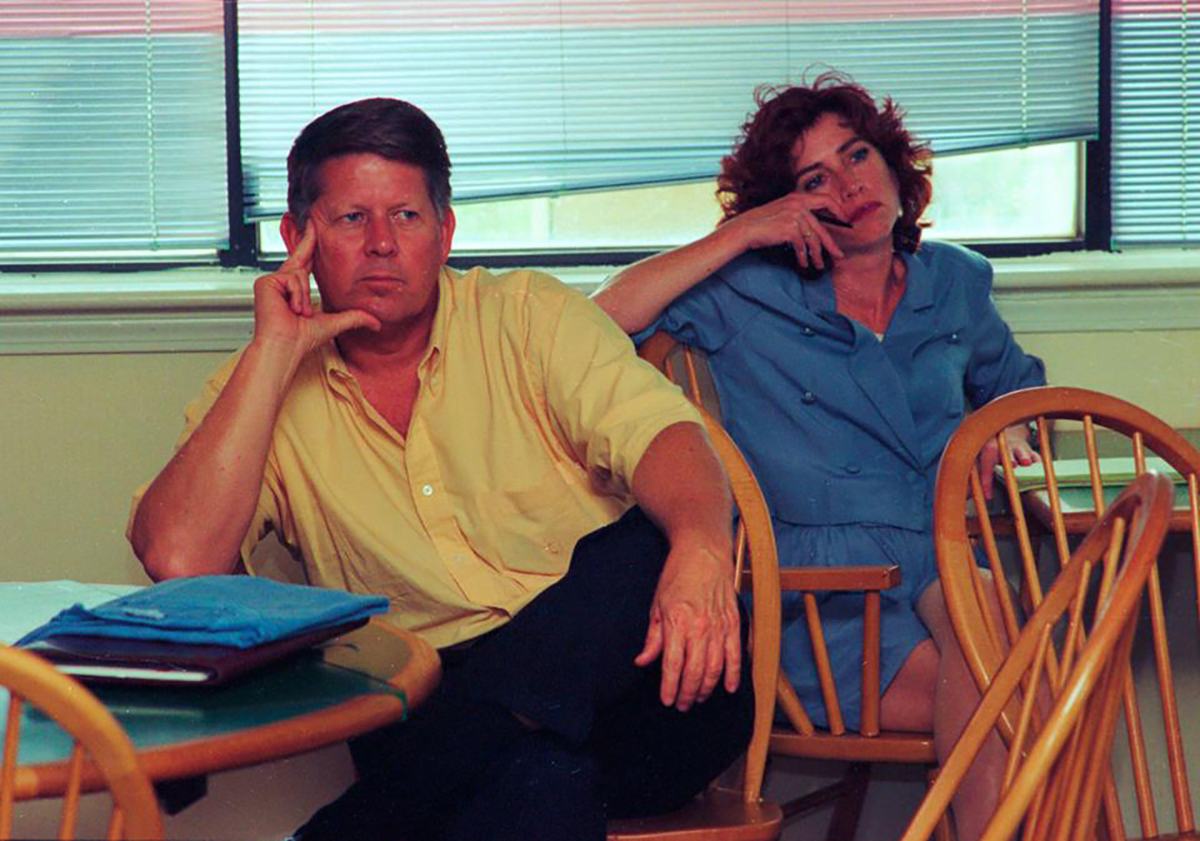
845, 334, 922, 466
720, 251, 925, 467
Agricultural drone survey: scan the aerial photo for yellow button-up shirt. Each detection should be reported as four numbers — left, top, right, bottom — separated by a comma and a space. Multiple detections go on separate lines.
133, 267, 699, 649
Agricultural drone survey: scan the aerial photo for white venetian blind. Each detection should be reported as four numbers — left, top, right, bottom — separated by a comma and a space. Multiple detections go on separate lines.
0, 1, 228, 260
1111, 0, 1200, 246
237, 0, 1099, 221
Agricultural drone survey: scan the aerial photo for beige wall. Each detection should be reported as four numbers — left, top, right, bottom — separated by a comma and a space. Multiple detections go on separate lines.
1019, 329, 1200, 429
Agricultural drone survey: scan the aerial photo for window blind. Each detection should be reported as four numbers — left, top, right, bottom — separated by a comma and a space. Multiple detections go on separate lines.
1112, 0, 1200, 247
0, 1, 228, 260
238, 0, 1098, 221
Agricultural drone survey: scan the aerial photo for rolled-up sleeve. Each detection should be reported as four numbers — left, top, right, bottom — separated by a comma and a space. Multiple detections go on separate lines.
543, 291, 701, 497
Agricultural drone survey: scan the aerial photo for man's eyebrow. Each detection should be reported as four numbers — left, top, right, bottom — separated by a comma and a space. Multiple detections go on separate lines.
792, 136, 866, 178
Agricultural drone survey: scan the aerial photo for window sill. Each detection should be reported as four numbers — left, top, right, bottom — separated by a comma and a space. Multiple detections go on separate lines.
2, 248, 1198, 354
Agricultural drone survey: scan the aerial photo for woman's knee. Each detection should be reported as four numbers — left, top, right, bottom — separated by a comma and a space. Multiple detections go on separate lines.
879, 638, 939, 732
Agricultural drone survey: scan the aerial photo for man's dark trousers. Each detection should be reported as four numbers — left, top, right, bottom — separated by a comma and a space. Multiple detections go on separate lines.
293, 506, 755, 841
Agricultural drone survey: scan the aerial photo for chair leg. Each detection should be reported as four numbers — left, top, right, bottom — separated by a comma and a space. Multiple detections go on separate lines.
927, 766, 955, 841
823, 762, 871, 841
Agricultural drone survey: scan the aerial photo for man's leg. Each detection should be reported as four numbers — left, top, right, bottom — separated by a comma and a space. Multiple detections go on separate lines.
442, 733, 605, 841
593, 607, 755, 819
445, 505, 671, 743
292, 507, 673, 840
292, 690, 533, 840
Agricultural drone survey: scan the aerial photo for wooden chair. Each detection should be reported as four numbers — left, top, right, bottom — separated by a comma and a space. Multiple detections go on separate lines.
607, 407, 783, 840
636, 331, 937, 840
934, 385, 1200, 840
0, 645, 163, 840
904, 471, 1174, 841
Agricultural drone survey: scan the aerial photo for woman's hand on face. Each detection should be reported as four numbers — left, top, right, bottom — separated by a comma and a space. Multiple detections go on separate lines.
725, 192, 846, 271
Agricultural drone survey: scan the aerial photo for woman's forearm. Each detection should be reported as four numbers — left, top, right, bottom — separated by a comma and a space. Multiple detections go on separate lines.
591, 223, 749, 333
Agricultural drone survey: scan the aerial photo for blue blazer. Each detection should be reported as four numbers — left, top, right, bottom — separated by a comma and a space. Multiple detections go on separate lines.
636, 240, 1047, 534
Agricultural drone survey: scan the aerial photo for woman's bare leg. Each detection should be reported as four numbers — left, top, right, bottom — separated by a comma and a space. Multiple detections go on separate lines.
878, 579, 1009, 841
917, 581, 1007, 841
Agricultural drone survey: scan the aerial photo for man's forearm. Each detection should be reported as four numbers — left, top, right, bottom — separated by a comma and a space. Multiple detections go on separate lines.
631, 421, 733, 561
131, 340, 302, 580
630, 420, 742, 709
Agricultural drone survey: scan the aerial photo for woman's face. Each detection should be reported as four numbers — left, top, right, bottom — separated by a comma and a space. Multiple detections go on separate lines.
789, 111, 901, 249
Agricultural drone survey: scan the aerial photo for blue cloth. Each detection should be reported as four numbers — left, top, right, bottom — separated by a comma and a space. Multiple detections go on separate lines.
635, 240, 1046, 729
17, 576, 389, 649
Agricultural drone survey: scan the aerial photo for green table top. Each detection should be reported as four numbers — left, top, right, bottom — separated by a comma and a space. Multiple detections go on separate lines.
10, 645, 405, 766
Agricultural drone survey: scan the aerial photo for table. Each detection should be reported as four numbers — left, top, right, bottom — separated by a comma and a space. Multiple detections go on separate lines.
0, 583, 440, 804
1022, 482, 1196, 535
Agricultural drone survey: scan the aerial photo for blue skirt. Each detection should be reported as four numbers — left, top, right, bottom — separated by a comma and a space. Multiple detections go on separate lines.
775, 521, 939, 731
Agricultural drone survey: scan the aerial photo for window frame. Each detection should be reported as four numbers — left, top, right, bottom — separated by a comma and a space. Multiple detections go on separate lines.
1, 0, 1113, 273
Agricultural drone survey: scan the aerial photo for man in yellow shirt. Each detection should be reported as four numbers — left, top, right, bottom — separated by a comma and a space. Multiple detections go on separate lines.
128, 98, 751, 840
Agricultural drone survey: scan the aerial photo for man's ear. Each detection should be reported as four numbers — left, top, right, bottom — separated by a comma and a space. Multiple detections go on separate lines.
280, 213, 304, 255
438, 207, 456, 263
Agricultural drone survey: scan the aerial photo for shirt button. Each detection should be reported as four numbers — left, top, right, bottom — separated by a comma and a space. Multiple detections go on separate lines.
845, 464, 861, 474
802, 327, 815, 337
544, 541, 562, 554
421, 484, 434, 497
801, 391, 817, 404
948, 333, 960, 344
453, 552, 466, 563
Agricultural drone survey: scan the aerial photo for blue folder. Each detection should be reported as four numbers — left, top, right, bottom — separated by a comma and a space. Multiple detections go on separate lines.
17, 576, 389, 649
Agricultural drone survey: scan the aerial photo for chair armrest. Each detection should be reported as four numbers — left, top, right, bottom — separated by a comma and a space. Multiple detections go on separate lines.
744, 564, 901, 593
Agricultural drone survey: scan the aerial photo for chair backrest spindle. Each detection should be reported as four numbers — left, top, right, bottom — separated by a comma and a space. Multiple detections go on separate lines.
935, 385, 1200, 841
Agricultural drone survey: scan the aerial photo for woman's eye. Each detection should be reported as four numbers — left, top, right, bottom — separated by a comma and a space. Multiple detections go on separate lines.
850, 147, 870, 163
801, 173, 824, 192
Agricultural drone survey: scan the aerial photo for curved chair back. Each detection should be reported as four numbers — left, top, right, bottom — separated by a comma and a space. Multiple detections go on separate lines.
905, 472, 1174, 841
0, 645, 163, 840
935, 385, 1200, 839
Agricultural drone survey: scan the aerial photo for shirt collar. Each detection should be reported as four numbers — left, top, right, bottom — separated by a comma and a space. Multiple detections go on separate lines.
797, 249, 934, 315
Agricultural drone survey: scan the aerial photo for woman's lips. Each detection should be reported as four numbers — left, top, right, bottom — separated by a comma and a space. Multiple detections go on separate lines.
848, 202, 881, 224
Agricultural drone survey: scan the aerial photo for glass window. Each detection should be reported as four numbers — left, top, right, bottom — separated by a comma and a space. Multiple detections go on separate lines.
258, 142, 1081, 260
238, 1, 1098, 224
0, 2, 229, 262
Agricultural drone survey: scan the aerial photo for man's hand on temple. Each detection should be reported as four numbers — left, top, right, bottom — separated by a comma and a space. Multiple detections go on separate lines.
254, 220, 381, 360
635, 541, 742, 712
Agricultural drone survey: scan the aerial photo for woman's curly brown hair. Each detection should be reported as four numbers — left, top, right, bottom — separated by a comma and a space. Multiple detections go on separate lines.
718, 72, 932, 271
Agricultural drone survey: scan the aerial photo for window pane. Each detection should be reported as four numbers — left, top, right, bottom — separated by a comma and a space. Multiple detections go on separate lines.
924, 143, 1080, 241
1111, 0, 1200, 247
239, 0, 1098, 220
0, 1, 229, 262
258, 142, 1080, 258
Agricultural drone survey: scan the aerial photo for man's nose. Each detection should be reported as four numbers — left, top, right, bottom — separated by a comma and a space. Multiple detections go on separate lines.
365, 217, 398, 256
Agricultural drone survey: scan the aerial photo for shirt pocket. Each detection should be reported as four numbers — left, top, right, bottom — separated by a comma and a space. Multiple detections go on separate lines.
460, 479, 587, 575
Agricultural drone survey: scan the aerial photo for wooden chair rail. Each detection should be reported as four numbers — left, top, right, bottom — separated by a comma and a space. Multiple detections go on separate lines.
906, 473, 1174, 841
0, 647, 163, 840
934, 385, 1200, 841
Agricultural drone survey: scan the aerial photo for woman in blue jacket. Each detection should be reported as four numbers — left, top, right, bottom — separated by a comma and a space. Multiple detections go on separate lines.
593, 72, 1045, 841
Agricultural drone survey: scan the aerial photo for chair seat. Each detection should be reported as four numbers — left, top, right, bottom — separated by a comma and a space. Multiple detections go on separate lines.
769, 729, 936, 763
607, 789, 784, 841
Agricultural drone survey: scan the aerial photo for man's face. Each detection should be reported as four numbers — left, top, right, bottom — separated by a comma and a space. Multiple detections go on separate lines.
286, 153, 455, 331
